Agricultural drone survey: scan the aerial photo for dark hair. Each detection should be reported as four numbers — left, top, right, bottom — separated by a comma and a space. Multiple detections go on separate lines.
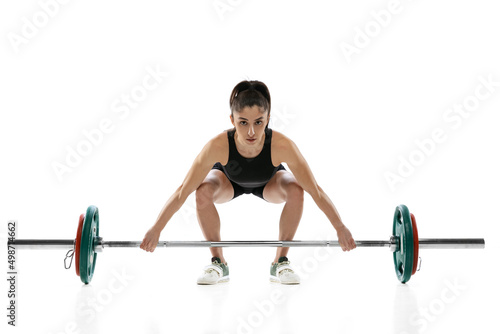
229, 80, 271, 129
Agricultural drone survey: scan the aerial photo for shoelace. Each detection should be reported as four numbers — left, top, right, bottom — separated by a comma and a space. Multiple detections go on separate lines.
205, 268, 218, 275
205, 261, 224, 275
277, 261, 295, 275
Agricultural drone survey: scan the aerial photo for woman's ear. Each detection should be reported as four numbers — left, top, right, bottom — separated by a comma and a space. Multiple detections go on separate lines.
230, 114, 235, 126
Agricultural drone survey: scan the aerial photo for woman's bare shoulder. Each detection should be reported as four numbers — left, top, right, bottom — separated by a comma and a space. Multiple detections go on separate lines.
271, 129, 293, 148
210, 129, 232, 146
270, 129, 295, 166
204, 129, 231, 164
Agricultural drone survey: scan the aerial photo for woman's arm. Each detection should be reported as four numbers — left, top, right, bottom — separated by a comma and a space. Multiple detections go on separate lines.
140, 136, 224, 252
280, 137, 356, 251
153, 139, 219, 231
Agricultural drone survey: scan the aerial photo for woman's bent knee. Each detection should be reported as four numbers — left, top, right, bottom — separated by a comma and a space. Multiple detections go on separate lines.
196, 182, 216, 208
286, 182, 304, 202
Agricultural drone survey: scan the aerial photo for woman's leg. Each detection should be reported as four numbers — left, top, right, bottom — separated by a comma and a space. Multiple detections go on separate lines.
262, 170, 305, 263
195, 169, 234, 264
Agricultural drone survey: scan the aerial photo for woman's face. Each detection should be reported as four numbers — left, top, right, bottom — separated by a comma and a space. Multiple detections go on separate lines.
230, 105, 269, 146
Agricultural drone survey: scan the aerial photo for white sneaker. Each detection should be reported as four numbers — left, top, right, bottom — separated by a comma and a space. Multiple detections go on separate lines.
270, 256, 300, 285
197, 257, 230, 285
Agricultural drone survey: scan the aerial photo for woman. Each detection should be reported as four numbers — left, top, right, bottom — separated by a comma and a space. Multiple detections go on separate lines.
140, 80, 356, 285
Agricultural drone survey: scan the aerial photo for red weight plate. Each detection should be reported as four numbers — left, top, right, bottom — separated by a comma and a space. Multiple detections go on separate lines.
410, 213, 419, 275
75, 214, 84, 276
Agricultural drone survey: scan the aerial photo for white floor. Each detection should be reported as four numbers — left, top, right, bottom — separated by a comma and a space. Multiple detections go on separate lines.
3, 242, 495, 334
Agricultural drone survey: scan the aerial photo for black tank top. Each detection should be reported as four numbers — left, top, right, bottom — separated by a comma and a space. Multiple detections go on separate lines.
221, 127, 283, 188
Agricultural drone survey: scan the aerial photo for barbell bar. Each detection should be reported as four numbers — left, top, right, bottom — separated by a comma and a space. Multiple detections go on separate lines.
7, 204, 485, 284
10, 239, 485, 249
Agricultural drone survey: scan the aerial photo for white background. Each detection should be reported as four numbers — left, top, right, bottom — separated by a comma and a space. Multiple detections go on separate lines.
1, 0, 499, 333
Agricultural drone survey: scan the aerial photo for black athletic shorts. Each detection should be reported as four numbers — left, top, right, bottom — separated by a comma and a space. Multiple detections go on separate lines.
212, 162, 286, 201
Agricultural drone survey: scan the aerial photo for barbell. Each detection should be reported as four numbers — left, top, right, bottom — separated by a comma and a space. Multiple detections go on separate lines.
7, 204, 485, 284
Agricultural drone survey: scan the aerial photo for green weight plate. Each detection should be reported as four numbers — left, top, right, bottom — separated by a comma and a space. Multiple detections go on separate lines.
79, 205, 99, 284
392, 204, 414, 283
